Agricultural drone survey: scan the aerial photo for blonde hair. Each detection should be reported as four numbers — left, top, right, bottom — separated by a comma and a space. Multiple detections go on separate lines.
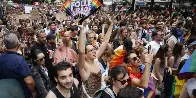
62, 31, 72, 47
116, 27, 130, 45
86, 30, 95, 38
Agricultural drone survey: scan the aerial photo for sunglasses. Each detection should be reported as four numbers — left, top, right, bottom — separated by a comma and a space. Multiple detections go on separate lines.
87, 48, 96, 53
37, 58, 45, 61
116, 78, 130, 85
131, 57, 138, 61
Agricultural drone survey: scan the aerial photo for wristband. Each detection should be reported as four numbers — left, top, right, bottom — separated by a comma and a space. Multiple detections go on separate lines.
144, 62, 151, 65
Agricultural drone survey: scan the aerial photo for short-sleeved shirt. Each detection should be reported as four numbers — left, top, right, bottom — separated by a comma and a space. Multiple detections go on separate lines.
0, 51, 32, 98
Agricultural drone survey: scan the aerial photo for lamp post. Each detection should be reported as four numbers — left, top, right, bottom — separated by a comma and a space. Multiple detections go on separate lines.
170, 0, 173, 16
151, 0, 154, 8
131, 0, 135, 10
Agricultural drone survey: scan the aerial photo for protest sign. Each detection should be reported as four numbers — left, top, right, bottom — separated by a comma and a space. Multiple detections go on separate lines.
61, 0, 102, 20
56, 13, 67, 21
24, 5, 33, 14
30, 10, 41, 19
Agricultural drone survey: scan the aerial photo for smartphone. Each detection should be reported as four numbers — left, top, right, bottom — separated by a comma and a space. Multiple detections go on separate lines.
148, 45, 151, 54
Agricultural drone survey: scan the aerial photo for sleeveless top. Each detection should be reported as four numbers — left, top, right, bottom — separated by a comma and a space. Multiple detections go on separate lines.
82, 71, 102, 97
51, 84, 80, 98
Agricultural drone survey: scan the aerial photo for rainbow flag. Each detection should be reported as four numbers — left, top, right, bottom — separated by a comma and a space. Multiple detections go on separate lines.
91, 0, 102, 11
171, 76, 186, 98
61, 0, 72, 16
110, 45, 126, 69
178, 50, 196, 79
184, 31, 191, 42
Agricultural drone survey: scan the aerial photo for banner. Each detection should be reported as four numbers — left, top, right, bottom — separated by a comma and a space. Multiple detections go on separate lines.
61, 0, 102, 20
24, 5, 33, 14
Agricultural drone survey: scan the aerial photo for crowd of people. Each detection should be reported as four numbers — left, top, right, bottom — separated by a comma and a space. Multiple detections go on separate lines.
0, 2, 196, 98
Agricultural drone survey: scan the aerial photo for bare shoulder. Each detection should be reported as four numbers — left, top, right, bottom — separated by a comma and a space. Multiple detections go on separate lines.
45, 90, 57, 98
155, 58, 161, 63
169, 56, 175, 61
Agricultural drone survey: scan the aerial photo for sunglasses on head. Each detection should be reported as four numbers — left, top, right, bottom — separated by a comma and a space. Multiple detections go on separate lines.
116, 78, 130, 85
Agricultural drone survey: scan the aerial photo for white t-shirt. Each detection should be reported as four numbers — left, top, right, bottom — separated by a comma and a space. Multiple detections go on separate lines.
145, 41, 162, 55
167, 35, 179, 48
185, 78, 196, 97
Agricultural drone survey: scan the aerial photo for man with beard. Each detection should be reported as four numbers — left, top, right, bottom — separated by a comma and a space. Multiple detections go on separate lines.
91, 24, 101, 35
145, 28, 164, 55
46, 61, 80, 98
46, 34, 57, 85
31, 31, 49, 75
45, 22, 58, 36
31, 31, 48, 61
70, 25, 78, 42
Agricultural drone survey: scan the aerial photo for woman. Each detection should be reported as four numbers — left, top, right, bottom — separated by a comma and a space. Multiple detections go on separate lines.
168, 42, 185, 73
164, 42, 185, 98
99, 49, 115, 88
31, 49, 51, 98
53, 34, 78, 65
94, 66, 129, 98
98, 33, 104, 45
153, 45, 170, 89
78, 19, 113, 97
113, 27, 130, 49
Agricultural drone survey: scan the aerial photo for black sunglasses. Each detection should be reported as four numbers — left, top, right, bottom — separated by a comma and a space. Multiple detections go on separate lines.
116, 78, 130, 85
87, 48, 96, 53
131, 57, 138, 61
37, 58, 45, 61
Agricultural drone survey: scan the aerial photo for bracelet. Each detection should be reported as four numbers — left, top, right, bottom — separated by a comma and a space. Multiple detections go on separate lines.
144, 62, 151, 65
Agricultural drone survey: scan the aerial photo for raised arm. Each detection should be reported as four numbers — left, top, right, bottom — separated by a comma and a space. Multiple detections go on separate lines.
132, 52, 153, 88
78, 25, 85, 68
77, 25, 88, 81
96, 20, 113, 58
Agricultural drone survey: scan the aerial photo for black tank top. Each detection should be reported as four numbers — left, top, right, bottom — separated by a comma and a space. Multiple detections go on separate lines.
51, 84, 80, 98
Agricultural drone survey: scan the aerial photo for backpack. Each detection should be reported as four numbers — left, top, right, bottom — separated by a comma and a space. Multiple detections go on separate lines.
93, 86, 115, 98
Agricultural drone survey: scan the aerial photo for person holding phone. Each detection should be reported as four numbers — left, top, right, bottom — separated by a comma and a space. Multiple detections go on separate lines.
123, 50, 154, 97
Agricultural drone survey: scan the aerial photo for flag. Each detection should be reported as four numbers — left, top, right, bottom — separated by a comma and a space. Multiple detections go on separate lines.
91, 0, 102, 11
170, 76, 186, 98
109, 45, 126, 69
178, 50, 196, 79
184, 31, 191, 41
61, 0, 72, 16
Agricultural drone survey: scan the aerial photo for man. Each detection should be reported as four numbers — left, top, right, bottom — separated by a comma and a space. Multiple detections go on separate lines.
46, 61, 80, 98
31, 31, 53, 81
117, 85, 144, 98
46, 34, 56, 59
70, 25, 78, 42
91, 24, 101, 35
0, 33, 36, 98
31, 31, 48, 65
145, 28, 164, 55
45, 22, 58, 35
